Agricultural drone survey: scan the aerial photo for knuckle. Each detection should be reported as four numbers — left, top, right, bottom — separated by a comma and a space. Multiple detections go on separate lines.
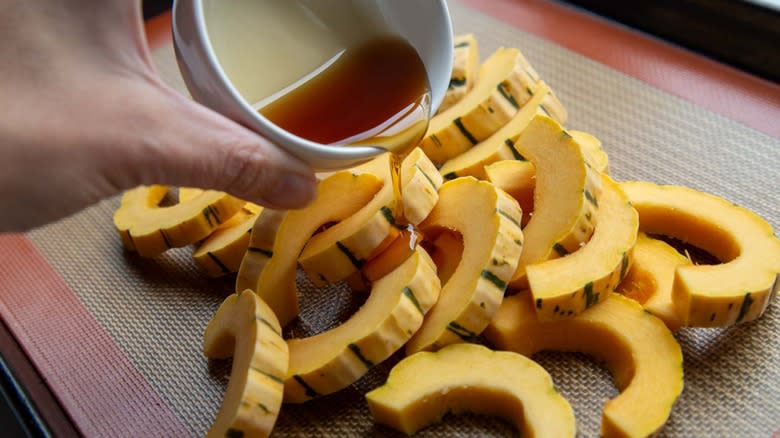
220, 140, 279, 199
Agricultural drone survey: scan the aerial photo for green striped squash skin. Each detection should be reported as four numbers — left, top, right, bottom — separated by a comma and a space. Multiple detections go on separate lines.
407, 177, 524, 354
284, 248, 441, 403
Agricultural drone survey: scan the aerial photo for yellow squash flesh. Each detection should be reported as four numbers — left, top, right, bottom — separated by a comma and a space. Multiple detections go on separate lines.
406, 177, 524, 354
366, 343, 576, 437
509, 115, 602, 290
437, 34, 480, 114
571, 130, 609, 174
617, 232, 690, 331
248, 171, 383, 326
235, 208, 285, 294
420, 48, 560, 164
485, 293, 683, 438
284, 247, 441, 403
428, 230, 463, 287
482, 131, 606, 228
113, 185, 244, 257
526, 175, 638, 320
298, 154, 402, 287
193, 203, 262, 277
400, 147, 443, 225
620, 181, 780, 327
485, 160, 536, 226
203, 290, 288, 438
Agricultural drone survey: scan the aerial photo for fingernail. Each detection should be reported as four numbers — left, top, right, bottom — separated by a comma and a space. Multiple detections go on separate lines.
267, 173, 316, 208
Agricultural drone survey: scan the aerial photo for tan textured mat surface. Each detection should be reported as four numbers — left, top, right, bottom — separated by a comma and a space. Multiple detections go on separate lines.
26, 2, 779, 436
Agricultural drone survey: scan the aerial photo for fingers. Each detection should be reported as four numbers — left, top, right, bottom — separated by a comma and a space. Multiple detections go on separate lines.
107, 81, 317, 210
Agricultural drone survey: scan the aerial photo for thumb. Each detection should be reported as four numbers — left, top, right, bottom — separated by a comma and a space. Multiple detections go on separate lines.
114, 82, 317, 210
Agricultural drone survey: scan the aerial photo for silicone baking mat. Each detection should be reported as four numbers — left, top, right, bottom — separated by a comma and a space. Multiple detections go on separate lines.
1, 1, 778, 436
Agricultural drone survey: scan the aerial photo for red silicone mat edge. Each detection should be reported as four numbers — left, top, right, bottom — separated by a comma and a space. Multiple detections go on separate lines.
0, 234, 190, 437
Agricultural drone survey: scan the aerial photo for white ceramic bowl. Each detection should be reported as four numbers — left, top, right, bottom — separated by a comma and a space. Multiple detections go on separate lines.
172, 0, 453, 170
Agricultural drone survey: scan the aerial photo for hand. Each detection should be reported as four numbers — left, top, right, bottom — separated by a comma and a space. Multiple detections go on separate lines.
0, 0, 316, 232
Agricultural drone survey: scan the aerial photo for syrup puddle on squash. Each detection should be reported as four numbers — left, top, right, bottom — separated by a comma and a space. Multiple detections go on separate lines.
204, 0, 431, 156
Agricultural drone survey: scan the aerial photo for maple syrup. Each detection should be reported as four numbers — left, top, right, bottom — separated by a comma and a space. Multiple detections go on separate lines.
259, 36, 430, 154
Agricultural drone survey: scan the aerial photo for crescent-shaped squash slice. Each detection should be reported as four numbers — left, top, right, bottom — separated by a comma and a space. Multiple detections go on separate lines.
400, 147, 443, 225
571, 130, 609, 174
620, 181, 780, 327
113, 185, 244, 257
366, 343, 575, 437
235, 208, 285, 294
485, 293, 683, 438
420, 48, 555, 164
284, 247, 441, 403
406, 177, 524, 354
437, 34, 480, 114
617, 232, 690, 331
203, 290, 289, 438
248, 171, 383, 326
437, 81, 553, 180
526, 175, 638, 320
485, 160, 536, 227
298, 153, 403, 287
190, 202, 262, 277
508, 115, 603, 290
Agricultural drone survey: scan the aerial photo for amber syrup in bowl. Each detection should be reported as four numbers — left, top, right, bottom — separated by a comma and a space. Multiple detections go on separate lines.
257, 36, 431, 157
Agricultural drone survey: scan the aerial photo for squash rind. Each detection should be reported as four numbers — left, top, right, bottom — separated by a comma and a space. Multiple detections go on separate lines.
437, 34, 480, 114
193, 204, 262, 277
284, 247, 441, 403
406, 177, 524, 354
113, 185, 244, 257
437, 81, 553, 180
203, 290, 288, 438
508, 115, 603, 290
526, 175, 638, 320
420, 48, 566, 165
400, 147, 443, 225
298, 154, 402, 287
235, 208, 286, 294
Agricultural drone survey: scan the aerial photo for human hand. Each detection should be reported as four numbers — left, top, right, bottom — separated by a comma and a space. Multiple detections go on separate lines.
0, 0, 316, 232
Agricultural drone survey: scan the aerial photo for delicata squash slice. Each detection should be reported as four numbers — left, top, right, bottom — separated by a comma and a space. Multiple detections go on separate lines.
620, 181, 780, 327
298, 153, 402, 287
485, 159, 536, 227
526, 175, 638, 320
485, 293, 683, 438
406, 177, 524, 354
509, 115, 602, 290
420, 48, 562, 164
437, 34, 480, 114
617, 232, 691, 331
366, 343, 576, 437
284, 247, 440, 403
437, 81, 555, 180
400, 147, 443, 225
178, 187, 263, 277
246, 171, 384, 326
113, 185, 244, 257
203, 290, 288, 438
